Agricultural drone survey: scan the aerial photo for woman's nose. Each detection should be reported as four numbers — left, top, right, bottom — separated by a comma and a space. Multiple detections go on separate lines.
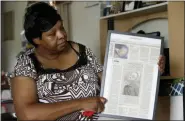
57, 30, 66, 39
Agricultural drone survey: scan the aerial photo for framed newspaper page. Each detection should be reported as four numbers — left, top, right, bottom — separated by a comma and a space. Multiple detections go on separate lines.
100, 30, 164, 120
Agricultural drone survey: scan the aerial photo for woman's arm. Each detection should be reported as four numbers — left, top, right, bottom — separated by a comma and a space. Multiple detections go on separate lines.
11, 76, 105, 120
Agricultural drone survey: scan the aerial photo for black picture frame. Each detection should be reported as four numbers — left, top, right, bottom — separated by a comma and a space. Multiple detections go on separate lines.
141, 1, 164, 8
122, 1, 142, 12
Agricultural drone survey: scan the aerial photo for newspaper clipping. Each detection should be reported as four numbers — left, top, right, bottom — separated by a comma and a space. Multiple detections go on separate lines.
102, 32, 162, 120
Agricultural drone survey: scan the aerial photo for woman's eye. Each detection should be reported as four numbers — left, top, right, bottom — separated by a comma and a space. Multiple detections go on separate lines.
49, 33, 55, 36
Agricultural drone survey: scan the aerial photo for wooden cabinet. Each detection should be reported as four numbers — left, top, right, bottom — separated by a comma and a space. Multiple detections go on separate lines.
100, 2, 184, 78
168, 2, 184, 78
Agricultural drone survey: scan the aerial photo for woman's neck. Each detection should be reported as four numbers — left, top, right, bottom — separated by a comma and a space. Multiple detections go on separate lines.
35, 44, 71, 60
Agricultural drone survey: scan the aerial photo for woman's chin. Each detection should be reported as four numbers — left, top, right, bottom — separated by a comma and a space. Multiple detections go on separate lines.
57, 46, 65, 51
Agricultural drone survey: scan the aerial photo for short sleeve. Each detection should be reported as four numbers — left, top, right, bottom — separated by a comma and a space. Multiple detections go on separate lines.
14, 54, 37, 80
86, 47, 103, 73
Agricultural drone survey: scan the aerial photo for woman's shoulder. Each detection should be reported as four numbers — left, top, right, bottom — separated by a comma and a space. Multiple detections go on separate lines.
16, 48, 35, 61
69, 41, 86, 48
68, 41, 97, 58
68, 41, 88, 53
14, 48, 37, 80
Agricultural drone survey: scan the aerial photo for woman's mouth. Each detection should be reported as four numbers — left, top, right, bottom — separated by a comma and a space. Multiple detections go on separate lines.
58, 40, 66, 46
57, 41, 67, 49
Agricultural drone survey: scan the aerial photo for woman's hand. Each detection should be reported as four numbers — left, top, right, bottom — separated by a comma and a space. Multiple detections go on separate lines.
80, 97, 107, 113
158, 55, 166, 74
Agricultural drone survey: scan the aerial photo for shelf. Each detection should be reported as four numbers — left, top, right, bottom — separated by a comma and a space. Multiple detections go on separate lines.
100, 2, 168, 20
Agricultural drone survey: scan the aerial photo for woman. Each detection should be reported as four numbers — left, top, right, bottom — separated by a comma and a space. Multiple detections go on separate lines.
11, 2, 165, 121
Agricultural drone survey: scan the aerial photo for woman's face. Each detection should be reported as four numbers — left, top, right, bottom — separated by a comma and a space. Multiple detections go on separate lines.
35, 20, 68, 52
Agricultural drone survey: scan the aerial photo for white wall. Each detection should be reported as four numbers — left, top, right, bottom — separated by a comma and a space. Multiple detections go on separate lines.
69, 2, 101, 60
2, 1, 27, 72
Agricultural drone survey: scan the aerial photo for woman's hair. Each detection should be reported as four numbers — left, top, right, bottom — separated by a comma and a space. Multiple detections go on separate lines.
24, 2, 62, 47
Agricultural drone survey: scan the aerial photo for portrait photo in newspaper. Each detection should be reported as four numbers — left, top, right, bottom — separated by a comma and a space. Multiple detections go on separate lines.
122, 71, 141, 97
114, 44, 129, 59
100, 30, 164, 120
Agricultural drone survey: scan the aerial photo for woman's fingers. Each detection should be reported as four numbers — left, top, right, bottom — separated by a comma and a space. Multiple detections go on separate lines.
158, 55, 165, 73
97, 98, 106, 113
97, 102, 104, 113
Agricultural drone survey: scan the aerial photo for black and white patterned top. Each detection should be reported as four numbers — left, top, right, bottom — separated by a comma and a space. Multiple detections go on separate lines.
14, 41, 103, 121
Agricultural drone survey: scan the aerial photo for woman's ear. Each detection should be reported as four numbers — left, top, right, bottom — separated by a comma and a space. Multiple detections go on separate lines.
33, 38, 41, 45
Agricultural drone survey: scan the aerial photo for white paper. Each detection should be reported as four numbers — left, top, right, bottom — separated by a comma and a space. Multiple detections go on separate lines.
101, 32, 162, 120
